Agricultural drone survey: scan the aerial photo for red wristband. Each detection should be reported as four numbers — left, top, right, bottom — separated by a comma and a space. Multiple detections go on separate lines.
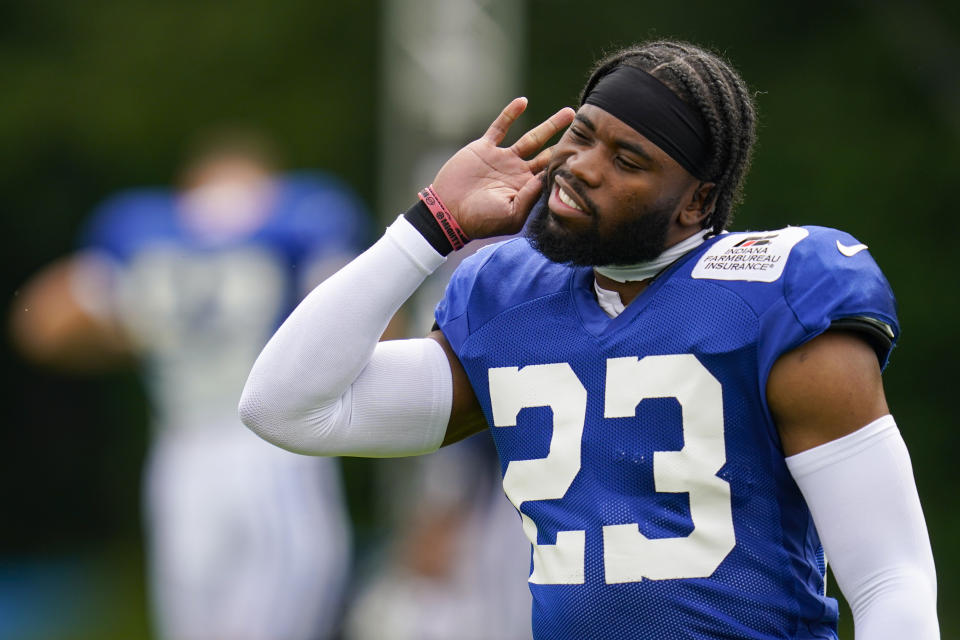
417, 185, 470, 251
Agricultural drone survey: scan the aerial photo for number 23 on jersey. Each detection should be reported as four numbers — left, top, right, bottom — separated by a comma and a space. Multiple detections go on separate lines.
488, 354, 736, 585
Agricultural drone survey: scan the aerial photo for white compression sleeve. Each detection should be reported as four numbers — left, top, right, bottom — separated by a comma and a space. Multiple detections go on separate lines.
785, 415, 939, 639
239, 216, 453, 457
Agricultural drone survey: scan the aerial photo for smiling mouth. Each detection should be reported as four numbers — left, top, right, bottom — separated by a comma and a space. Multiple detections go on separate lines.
557, 184, 583, 211
550, 176, 591, 218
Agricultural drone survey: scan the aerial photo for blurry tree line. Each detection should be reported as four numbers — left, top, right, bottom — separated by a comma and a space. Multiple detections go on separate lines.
1, 0, 956, 637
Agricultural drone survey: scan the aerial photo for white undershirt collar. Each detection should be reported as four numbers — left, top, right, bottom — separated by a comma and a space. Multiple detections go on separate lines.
593, 227, 713, 283
593, 281, 627, 318
592, 228, 714, 318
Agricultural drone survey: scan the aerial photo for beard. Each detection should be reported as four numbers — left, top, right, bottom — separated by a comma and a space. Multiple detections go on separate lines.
525, 172, 676, 266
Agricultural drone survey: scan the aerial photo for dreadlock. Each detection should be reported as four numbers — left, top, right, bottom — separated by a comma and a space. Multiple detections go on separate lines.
580, 41, 757, 235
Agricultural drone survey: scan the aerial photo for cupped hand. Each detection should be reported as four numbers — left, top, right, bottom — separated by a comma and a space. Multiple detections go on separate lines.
432, 98, 575, 239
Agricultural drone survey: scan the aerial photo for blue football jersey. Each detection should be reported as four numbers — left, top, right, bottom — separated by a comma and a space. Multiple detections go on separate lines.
435, 226, 898, 640
79, 172, 369, 431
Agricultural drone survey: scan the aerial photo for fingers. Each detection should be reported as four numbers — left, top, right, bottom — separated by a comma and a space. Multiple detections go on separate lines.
512, 172, 548, 221
510, 106, 575, 159
526, 147, 553, 175
482, 97, 528, 145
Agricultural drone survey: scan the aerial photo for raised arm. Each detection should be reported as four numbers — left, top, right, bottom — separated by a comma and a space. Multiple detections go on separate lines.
239, 100, 574, 457
768, 331, 939, 639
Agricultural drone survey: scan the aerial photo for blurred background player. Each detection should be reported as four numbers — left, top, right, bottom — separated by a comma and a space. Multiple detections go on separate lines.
10, 129, 368, 640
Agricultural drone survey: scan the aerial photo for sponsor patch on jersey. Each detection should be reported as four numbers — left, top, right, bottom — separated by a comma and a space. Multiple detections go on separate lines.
691, 227, 809, 282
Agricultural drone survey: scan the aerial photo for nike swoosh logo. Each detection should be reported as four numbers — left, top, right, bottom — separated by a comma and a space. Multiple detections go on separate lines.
836, 240, 868, 257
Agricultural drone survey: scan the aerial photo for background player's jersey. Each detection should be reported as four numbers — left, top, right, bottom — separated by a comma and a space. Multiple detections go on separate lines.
435, 226, 898, 640
80, 172, 369, 432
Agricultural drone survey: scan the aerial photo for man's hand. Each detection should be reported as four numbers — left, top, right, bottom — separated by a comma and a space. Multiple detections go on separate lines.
432, 98, 575, 239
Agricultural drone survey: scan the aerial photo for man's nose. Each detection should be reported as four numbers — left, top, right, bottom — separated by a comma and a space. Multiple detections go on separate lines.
565, 146, 603, 187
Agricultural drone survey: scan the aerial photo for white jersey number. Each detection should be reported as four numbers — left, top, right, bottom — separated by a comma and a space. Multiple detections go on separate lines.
489, 355, 735, 585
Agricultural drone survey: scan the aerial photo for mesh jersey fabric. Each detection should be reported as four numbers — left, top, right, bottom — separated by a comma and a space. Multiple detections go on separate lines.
434, 226, 898, 640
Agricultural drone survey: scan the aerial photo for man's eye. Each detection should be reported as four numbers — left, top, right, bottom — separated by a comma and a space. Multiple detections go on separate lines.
616, 156, 641, 170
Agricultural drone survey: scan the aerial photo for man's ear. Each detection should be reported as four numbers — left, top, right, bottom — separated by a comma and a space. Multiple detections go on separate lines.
678, 181, 716, 227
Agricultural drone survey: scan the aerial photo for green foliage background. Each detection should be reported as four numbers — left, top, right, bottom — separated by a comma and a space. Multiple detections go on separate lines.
1, 1, 956, 637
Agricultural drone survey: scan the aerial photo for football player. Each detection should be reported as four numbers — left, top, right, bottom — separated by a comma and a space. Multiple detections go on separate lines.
14, 132, 366, 640
240, 41, 938, 639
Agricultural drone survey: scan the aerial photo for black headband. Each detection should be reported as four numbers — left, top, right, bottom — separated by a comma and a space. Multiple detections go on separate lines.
583, 65, 710, 180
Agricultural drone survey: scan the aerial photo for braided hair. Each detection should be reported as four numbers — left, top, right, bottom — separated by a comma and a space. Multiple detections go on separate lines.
580, 41, 757, 234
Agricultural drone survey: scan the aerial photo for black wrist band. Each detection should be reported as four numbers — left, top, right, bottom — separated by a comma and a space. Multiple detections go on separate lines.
403, 200, 457, 256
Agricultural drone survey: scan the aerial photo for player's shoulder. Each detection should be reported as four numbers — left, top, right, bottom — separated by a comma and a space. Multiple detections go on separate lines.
264, 171, 371, 247
788, 226, 898, 352
789, 224, 882, 272
684, 225, 890, 292
686, 224, 895, 312
781, 225, 892, 297
277, 170, 358, 200
81, 187, 176, 253
684, 224, 898, 364
91, 187, 174, 224
451, 236, 571, 298
438, 237, 573, 329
